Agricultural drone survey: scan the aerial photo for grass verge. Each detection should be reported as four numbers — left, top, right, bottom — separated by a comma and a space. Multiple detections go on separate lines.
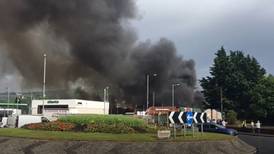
0, 128, 234, 142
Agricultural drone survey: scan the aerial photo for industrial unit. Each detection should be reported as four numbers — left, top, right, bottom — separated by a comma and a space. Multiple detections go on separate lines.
32, 99, 109, 115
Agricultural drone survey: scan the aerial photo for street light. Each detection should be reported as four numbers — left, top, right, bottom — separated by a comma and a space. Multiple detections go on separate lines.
152, 74, 158, 107
172, 83, 181, 108
42, 53, 47, 116
171, 83, 180, 139
152, 91, 156, 107
220, 87, 223, 119
104, 86, 109, 115
7, 87, 10, 108
146, 73, 157, 110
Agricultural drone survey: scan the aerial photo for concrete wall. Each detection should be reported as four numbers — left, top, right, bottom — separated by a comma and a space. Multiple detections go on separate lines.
32, 99, 109, 115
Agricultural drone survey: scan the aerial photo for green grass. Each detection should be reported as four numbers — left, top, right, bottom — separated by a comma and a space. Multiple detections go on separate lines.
59, 115, 146, 127
0, 128, 234, 142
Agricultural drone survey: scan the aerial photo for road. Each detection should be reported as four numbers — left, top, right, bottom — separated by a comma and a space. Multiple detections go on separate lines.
0, 136, 254, 154
239, 133, 274, 154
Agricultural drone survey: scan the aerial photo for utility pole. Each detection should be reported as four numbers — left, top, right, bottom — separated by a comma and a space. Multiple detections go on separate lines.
42, 53, 47, 116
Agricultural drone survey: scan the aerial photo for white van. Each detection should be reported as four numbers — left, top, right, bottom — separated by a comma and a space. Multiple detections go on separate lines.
18, 115, 49, 128
6, 115, 49, 128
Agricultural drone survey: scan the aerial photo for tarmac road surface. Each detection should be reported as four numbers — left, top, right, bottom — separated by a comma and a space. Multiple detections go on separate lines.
0, 136, 255, 154
239, 133, 274, 154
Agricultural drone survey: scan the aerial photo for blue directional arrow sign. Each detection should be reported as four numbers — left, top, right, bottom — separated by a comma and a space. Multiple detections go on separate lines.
186, 111, 193, 126
169, 112, 207, 124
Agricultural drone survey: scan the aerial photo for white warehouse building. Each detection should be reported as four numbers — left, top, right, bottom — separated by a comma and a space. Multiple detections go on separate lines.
31, 99, 109, 115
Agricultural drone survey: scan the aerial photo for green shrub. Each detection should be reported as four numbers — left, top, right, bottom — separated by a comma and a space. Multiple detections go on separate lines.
59, 115, 146, 128
226, 110, 237, 124
84, 124, 135, 134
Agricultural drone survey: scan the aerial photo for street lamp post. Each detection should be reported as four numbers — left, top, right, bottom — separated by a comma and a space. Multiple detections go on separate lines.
146, 73, 157, 110
171, 83, 180, 139
104, 86, 109, 115
172, 83, 181, 108
42, 53, 47, 116
104, 88, 106, 115
152, 91, 156, 107
220, 87, 223, 119
146, 74, 150, 110
30, 90, 33, 114
7, 87, 10, 108
16, 95, 19, 110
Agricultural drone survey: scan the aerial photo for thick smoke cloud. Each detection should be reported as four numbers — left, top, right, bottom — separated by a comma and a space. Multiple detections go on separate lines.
0, 0, 201, 108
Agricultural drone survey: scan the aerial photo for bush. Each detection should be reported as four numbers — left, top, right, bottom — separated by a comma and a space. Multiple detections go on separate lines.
84, 124, 135, 134
226, 110, 237, 124
59, 115, 146, 128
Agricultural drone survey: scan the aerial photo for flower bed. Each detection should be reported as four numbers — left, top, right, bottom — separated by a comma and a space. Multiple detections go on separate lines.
22, 121, 75, 131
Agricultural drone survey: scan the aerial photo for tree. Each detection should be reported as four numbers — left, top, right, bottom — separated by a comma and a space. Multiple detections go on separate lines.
226, 110, 237, 124
200, 47, 266, 119
250, 75, 274, 122
200, 47, 230, 109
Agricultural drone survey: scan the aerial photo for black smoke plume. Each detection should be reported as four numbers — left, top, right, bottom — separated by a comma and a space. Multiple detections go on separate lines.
0, 0, 202, 108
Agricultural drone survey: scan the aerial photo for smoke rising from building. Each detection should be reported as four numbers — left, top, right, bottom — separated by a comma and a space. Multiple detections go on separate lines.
0, 0, 202, 108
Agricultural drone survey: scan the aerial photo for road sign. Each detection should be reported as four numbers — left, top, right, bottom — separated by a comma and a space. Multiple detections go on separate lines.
186, 112, 193, 126
168, 112, 181, 124
178, 112, 184, 124
169, 112, 175, 124
169, 112, 207, 124
195, 112, 207, 123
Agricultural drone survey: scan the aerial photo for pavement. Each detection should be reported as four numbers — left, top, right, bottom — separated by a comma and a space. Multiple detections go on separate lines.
227, 126, 274, 136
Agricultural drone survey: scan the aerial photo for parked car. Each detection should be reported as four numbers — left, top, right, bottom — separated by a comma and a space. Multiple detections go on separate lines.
197, 123, 238, 136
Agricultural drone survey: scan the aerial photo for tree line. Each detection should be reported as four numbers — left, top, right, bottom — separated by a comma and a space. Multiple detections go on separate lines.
200, 47, 274, 124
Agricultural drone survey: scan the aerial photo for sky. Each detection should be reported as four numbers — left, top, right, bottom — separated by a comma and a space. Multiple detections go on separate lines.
132, 0, 274, 81
1, 0, 274, 92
